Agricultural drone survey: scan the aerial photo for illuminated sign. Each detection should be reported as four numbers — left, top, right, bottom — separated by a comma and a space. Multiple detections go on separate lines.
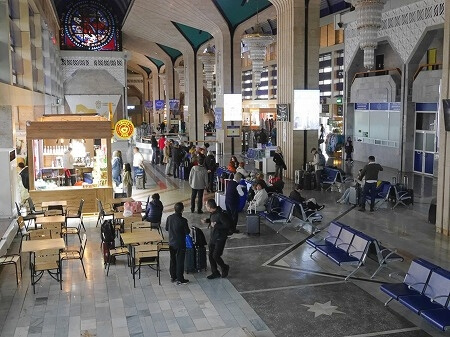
114, 119, 134, 139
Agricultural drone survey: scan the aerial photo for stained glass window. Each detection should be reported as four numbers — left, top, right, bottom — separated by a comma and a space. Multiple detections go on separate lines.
61, 1, 121, 51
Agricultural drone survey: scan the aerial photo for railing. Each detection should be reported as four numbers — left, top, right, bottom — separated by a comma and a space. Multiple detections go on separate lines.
352, 67, 402, 85
413, 63, 443, 81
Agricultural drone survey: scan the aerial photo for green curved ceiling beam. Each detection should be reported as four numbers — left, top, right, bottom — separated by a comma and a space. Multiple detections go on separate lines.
172, 22, 213, 52
139, 65, 152, 75
157, 43, 182, 63
146, 56, 164, 69
213, 0, 272, 30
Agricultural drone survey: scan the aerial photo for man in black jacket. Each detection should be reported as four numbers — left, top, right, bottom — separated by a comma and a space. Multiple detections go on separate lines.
165, 202, 190, 285
358, 156, 383, 212
202, 199, 231, 279
151, 132, 159, 165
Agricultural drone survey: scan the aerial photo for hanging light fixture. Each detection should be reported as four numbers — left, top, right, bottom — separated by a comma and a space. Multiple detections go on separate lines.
351, 0, 386, 70
198, 45, 215, 90
241, 1, 274, 85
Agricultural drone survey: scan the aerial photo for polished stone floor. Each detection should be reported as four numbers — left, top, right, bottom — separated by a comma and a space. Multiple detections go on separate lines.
0, 156, 449, 337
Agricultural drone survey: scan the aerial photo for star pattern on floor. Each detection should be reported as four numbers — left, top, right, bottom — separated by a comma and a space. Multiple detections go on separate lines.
302, 300, 345, 318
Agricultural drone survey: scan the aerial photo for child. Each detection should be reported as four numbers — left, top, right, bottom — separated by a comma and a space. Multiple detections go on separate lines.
122, 163, 133, 197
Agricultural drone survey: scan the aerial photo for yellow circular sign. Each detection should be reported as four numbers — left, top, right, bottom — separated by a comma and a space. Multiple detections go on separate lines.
114, 119, 135, 139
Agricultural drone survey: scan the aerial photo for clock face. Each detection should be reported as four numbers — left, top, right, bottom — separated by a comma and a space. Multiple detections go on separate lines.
63, 1, 116, 50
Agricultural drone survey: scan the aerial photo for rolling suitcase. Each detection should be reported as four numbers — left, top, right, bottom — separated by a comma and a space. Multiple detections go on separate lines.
195, 246, 207, 272
135, 175, 145, 189
185, 248, 196, 273
348, 184, 361, 205
246, 213, 260, 235
303, 172, 312, 190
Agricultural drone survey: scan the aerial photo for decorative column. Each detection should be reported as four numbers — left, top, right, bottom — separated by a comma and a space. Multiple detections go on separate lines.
270, 0, 320, 179
436, 0, 450, 236
175, 65, 185, 93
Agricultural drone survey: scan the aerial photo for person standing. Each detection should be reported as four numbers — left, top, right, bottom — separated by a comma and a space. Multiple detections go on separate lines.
344, 137, 354, 163
358, 156, 383, 212
225, 172, 244, 234
171, 142, 181, 178
18, 162, 29, 191
164, 140, 173, 176
201, 199, 231, 279
188, 157, 208, 213
205, 151, 217, 192
132, 147, 145, 184
273, 146, 287, 178
111, 150, 123, 187
158, 134, 166, 165
62, 147, 75, 186
151, 132, 159, 165
165, 202, 190, 285
319, 124, 325, 141
311, 148, 325, 191
122, 163, 133, 197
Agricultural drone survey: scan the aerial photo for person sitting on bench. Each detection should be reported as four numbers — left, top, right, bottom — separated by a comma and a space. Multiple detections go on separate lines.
289, 184, 325, 211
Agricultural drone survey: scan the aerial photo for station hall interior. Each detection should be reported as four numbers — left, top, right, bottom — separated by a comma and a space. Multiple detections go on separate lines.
1, 0, 450, 336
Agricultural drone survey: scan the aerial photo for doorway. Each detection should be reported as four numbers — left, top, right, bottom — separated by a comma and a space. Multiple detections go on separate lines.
413, 110, 436, 175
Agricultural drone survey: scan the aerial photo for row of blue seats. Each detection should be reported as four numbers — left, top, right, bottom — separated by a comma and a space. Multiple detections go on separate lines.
381, 258, 450, 331
306, 221, 403, 280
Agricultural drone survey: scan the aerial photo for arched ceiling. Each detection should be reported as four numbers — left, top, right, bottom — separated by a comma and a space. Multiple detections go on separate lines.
51, 0, 351, 71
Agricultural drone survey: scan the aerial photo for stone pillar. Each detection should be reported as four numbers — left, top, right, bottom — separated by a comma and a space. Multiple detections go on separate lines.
436, 0, 450, 236
0, 106, 15, 148
271, 0, 320, 179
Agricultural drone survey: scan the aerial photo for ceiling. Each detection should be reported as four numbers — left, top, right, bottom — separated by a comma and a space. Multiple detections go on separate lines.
52, 0, 350, 72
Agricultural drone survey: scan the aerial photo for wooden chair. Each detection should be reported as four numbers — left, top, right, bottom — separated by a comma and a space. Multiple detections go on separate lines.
45, 205, 65, 216
31, 248, 61, 293
60, 233, 87, 278
132, 243, 159, 287
27, 197, 45, 216
17, 216, 30, 252
96, 199, 114, 227
29, 229, 53, 240
106, 245, 130, 276
15, 202, 37, 229
131, 221, 152, 232
62, 216, 81, 244
66, 199, 86, 231
40, 223, 61, 239
123, 216, 143, 232
0, 253, 22, 285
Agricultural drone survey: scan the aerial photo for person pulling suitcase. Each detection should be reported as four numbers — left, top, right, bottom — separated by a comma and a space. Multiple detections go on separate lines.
201, 199, 231, 279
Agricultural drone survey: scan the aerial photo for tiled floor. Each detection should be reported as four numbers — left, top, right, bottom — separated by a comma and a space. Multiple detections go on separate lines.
1, 157, 449, 337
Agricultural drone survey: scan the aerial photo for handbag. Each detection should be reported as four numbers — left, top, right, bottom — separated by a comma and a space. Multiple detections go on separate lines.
185, 234, 194, 249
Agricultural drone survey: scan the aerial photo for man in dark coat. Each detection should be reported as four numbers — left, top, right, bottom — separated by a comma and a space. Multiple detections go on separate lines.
165, 202, 190, 285
225, 172, 244, 234
202, 199, 231, 279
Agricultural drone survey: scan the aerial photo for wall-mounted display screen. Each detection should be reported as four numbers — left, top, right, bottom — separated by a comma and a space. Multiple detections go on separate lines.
293, 90, 320, 130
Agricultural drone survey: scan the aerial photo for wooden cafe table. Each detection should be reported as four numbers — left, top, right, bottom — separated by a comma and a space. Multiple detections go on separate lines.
41, 201, 68, 208
120, 230, 163, 246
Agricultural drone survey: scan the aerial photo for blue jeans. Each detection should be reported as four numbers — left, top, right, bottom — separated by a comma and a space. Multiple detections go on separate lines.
360, 182, 377, 210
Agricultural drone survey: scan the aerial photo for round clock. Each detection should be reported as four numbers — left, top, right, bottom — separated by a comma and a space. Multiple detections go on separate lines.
63, 1, 116, 50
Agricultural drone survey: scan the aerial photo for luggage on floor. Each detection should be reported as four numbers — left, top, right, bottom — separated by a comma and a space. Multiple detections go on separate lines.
294, 170, 304, 185
191, 226, 208, 247
348, 185, 361, 205
246, 213, 260, 235
195, 246, 207, 272
428, 198, 437, 224
303, 172, 312, 190
185, 247, 196, 273
135, 175, 145, 189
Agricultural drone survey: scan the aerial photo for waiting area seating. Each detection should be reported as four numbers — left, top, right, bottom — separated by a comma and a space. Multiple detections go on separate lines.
381, 259, 450, 331
321, 167, 344, 191
258, 194, 295, 234
307, 221, 403, 280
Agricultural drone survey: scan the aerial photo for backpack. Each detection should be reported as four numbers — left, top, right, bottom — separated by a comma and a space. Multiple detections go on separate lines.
101, 220, 115, 243
191, 226, 208, 247
318, 153, 326, 167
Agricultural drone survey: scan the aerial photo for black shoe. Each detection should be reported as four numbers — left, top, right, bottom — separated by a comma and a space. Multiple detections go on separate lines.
369, 208, 374, 212
171, 278, 177, 283
358, 207, 365, 212
191, 209, 195, 213
207, 272, 221, 280
221, 265, 229, 278
197, 210, 203, 214
317, 205, 325, 211
233, 229, 240, 234
177, 279, 189, 285
227, 231, 234, 236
